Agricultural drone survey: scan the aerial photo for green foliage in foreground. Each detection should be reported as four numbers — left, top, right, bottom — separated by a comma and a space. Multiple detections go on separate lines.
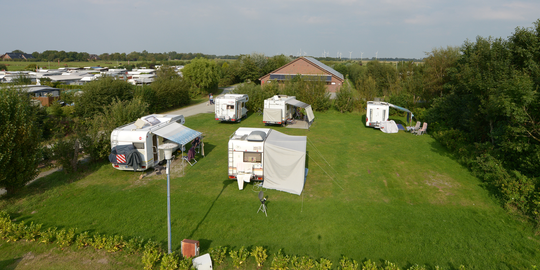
1, 111, 540, 269
0, 86, 41, 195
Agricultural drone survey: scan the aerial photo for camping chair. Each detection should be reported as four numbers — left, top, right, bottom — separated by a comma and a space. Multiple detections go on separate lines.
407, 121, 421, 133
182, 147, 197, 166
414, 122, 428, 136
257, 191, 267, 217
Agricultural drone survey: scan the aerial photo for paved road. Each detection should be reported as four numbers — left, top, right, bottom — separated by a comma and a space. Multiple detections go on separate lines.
167, 86, 236, 117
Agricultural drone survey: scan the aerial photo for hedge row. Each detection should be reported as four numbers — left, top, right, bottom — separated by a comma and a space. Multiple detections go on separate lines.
0, 211, 472, 269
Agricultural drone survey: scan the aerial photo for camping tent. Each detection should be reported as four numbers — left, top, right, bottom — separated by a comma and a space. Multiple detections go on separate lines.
262, 130, 307, 195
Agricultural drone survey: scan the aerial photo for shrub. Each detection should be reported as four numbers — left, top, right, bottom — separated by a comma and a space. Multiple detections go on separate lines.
92, 233, 108, 250
39, 227, 57, 244
291, 255, 315, 270
251, 246, 268, 268
209, 246, 228, 266
178, 256, 194, 270
334, 83, 356, 113
315, 258, 333, 270
104, 235, 125, 253
270, 249, 290, 270
52, 137, 80, 175
142, 241, 163, 270
75, 231, 92, 249
339, 256, 358, 270
125, 236, 146, 254
160, 252, 181, 270
230, 246, 249, 269
23, 222, 42, 242
56, 228, 76, 248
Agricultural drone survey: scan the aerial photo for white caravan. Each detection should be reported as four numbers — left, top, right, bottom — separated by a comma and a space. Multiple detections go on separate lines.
214, 94, 249, 122
110, 114, 202, 171
366, 101, 413, 128
263, 95, 315, 127
228, 127, 307, 195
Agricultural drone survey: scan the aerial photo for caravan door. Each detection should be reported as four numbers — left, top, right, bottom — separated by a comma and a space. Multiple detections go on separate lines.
152, 135, 158, 165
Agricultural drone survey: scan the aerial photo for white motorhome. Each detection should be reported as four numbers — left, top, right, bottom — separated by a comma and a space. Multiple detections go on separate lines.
228, 127, 307, 195
366, 101, 412, 128
214, 94, 249, 122
263, 95, 315, 127
110, 114, 202, 171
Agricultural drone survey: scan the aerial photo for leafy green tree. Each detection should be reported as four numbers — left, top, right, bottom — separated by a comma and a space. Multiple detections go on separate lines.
0, 86, 41, 194
75, 76, 134, 119
0, 63, 7, 71
422, 46, 460, 99
150, 66, 190, 111
334, 82, 355, 113
182, 57, 220, 96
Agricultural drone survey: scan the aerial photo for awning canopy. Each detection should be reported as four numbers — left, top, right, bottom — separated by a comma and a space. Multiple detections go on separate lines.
285, 99, 315, 123
388, 103, 411, 113
285, 99, 309, 108
262, 130, 307, 195
388, 103, 413, 123
152, 122, 202, 146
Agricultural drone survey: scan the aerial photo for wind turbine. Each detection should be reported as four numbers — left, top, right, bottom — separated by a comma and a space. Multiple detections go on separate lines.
375, 51, 378, 60
360, 52, 364, 61
349, 51, 353, 60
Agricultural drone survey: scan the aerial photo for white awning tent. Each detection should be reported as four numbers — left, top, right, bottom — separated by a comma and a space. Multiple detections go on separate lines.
285, 99, 315, 122
262, 130, 307, 195
262, 108, 282, 123
380, 120, 399, 133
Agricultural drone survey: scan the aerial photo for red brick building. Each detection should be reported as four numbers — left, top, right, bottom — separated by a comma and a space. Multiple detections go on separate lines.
259, 57, 344, 93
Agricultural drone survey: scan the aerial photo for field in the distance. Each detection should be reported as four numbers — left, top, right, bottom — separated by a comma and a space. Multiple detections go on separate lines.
2, 110, 539, 269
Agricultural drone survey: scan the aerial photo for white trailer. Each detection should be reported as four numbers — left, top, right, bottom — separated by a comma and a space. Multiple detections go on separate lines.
366, 101, 413, 128
109, 114, 202, 171
263, 95, 315, 127
214, 94, 249, 122
227, 127, 307, 195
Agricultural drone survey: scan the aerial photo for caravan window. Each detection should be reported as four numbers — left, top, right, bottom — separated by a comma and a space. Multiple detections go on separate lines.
227, 105, 234, 110
243, 152, 261, 163
133, 142, 145, 149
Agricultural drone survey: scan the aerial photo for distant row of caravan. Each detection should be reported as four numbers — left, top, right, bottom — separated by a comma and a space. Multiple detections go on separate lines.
214, 94, 315, 129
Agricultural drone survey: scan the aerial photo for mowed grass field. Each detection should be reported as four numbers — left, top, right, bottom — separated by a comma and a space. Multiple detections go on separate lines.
2, 110, 540, 269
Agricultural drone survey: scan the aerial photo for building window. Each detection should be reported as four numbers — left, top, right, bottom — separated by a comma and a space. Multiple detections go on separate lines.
244, 152, 261, 163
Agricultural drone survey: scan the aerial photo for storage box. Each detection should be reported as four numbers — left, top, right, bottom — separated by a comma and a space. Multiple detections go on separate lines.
181, 239, 200, 258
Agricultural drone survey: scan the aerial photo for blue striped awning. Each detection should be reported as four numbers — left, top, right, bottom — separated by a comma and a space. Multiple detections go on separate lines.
152, 123, 201, 146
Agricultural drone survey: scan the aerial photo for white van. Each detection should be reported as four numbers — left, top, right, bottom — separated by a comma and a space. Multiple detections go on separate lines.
214, 94, 249, 122
366, 101, 412, 128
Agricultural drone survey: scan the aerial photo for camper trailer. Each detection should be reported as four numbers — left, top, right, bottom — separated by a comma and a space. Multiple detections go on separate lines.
110, 114, 202, 171
228, 127, 307, 195
263, 95, 315, 127
366, 101, 412, 128
214, 94, 249, 122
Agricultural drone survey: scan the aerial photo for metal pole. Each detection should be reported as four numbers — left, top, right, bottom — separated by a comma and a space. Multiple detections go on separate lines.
167, 158, 172, 254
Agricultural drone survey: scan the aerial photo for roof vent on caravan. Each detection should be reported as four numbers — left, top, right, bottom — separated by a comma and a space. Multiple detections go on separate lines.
247, 131, 267, 141
144, 116, 161, 126
134, 119, 146, 129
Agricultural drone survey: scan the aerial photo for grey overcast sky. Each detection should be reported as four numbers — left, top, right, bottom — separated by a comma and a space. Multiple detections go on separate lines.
3, 0, 540, 59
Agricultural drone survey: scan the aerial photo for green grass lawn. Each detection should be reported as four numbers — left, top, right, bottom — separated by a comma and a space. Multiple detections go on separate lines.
2, 110, 540, 269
